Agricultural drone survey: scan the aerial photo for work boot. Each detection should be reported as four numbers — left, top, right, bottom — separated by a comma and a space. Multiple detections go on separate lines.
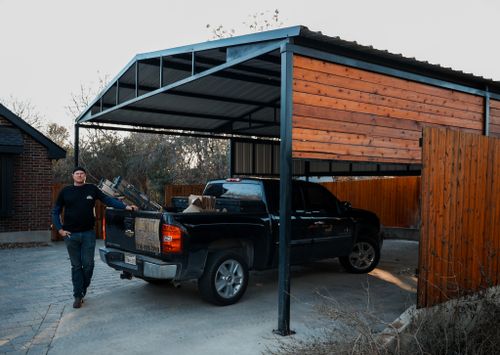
73, 297, 83, 309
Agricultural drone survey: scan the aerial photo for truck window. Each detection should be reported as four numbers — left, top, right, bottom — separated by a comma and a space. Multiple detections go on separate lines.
303, 183, 339, 214
265, 181, 304, 213
204, 183, 263, 201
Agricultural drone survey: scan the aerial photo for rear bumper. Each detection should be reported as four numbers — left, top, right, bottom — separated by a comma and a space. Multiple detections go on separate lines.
99, 247, 178, 280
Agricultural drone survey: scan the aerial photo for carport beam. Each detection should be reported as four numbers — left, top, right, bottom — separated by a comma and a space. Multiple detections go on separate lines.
485, 86, 490, 136
276, 44, 294, 336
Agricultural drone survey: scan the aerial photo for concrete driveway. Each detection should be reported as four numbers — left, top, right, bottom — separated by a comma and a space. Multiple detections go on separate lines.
0, 239, 418, 355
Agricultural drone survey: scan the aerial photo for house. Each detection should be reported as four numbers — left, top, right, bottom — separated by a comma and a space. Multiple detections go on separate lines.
0, 103, 66, 243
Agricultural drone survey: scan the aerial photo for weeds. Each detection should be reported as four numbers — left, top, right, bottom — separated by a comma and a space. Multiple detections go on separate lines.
267, 287, 500, 355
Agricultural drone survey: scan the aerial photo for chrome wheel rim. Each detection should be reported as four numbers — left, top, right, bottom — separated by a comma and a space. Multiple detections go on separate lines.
348, 242, 376, 270
215, 259, 244, 299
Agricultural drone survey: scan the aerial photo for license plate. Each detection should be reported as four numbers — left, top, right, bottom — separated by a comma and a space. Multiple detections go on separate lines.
124, 253, 137, 266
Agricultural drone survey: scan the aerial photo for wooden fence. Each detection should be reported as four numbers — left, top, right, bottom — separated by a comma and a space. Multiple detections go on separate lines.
322, 176, 421, 228
418, 127, 500, 308
163, 178, 420, 228
164, 184, 205, 207
51, 177, 420, 241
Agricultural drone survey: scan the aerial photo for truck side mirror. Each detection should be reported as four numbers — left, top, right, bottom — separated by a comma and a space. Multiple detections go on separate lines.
341, 201, 352, 211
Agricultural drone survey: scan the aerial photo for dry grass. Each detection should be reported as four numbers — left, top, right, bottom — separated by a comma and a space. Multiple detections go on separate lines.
400, 289, 500, 355
267, 288, 500, 355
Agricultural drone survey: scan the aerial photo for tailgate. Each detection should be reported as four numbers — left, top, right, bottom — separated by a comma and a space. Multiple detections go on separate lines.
105, 208, 163, 255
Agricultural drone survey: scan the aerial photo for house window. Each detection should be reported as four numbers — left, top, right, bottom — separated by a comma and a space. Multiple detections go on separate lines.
0, 155, 14, 217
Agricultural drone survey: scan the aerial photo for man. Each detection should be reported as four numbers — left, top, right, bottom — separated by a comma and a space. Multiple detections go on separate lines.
52, 167, 137, 309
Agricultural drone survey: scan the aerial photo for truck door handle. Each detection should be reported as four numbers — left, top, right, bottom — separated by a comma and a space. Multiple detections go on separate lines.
314, 221, 325, 225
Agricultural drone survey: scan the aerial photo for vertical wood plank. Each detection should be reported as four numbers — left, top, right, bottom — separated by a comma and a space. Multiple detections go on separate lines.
441, 129, 454, 300
420, 127, 500, 307
485, 138, 495, 286
434, 128, 447, 304
491, 143, 500, 286
462, 131, 475, 293
476, 136, 489, 288
470, 134, 482, 291
418, 127, 431, 307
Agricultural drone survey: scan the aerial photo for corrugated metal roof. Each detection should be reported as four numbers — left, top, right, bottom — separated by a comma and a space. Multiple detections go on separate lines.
77, 25, 499, 139
297, 27, 500, 91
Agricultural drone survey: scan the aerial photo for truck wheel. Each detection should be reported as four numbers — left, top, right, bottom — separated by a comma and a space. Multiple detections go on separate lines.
198, 252, 249, 306
339, 239, 380, 274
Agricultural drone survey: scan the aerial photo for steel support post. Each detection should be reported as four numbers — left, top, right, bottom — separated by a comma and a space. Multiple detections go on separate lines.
160, 56, 164, 88
115, 81, 120, 105
485, 86, 490, 136
275, 44, 294, 336
74, 124, 80, 167
229, 138, 234, 177
191, 52, 196, 75
135, 62, 139, 97
305, 161, 310, 182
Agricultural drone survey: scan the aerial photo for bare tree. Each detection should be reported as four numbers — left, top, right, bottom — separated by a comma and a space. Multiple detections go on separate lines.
1, 95, 45, 130
206, 9, 284, 39
45, 122, 71, 147
66, 73, 110, 119
243, 9, 283, 33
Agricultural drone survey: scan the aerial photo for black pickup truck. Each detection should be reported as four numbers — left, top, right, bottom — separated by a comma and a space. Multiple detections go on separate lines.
100, 178, 383, 306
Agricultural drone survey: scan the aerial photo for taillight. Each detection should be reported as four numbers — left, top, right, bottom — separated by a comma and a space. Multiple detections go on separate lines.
102, 216, 106, 241
161, 224, 182, 253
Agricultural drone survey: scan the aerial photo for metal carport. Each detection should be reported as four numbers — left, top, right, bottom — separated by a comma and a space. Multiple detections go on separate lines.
75, 25, 500, 335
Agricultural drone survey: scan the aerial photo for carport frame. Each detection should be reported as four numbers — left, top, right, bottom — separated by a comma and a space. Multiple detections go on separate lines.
74, 26, 500, 336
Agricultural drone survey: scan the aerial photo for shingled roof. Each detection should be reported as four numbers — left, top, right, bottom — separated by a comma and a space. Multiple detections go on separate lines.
0, 104, 66, 159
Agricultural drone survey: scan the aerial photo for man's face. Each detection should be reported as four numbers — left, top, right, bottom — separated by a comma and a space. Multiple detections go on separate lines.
72, 170, 86, 185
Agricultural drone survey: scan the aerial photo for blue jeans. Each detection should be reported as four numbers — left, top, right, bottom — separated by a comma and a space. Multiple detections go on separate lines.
64, 230, 96, 298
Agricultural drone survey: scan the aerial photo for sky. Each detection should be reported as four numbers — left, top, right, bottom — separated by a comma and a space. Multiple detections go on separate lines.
1, 0, 499, 132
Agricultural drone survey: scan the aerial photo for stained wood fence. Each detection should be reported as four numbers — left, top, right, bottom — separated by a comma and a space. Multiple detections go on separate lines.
51, 177, 421, 241
164, 184, 205, 208
418, 127, 500, 308
163, 178, 420, 228
322, 177, 420, 228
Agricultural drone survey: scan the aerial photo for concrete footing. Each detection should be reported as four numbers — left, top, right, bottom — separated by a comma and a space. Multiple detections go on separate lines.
0, 230, 51, 244
383, 227, 419, 241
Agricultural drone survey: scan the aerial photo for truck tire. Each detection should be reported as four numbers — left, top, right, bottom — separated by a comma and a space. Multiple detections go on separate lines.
339, 239, 380, 274
198, 251, 249, 306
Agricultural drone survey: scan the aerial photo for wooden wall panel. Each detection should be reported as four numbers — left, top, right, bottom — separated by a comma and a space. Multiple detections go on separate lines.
292, 55, 486, 163
161, 178, 420, 228
418, 127, 500, 308
164, 184, 205, 207
321, 177, 420, 228
490, 99, 500, 138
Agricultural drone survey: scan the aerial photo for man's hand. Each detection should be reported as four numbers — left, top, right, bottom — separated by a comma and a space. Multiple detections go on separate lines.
58, 229, 71, 237
125, 205, 138, 211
